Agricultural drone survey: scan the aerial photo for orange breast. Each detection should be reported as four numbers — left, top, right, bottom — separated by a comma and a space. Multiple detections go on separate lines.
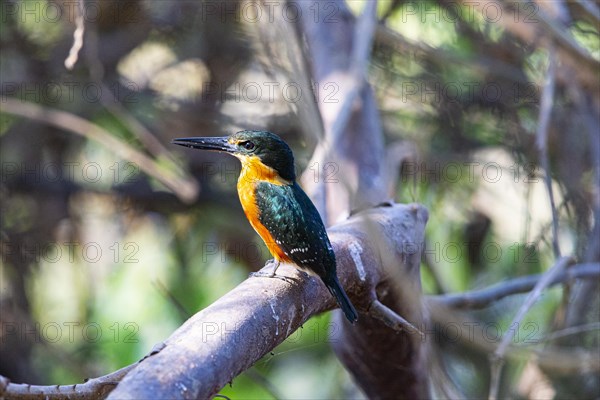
236, 156, 291, 262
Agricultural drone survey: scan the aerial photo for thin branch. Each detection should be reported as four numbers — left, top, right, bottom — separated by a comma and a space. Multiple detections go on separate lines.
523, 322, 600, 345
152, 279, 193, 321
98, 82, 181, 165
536, 47, 561, 258
0, 364, 134, 400
243, 368, 283, 400
428, 303, 600, 375
82, 18, 179, 165
368, 299, 424, 338
64, 0, 85, 70
496, 256, 572, 358
527, 0, 597, 62
488, 256, 573, 400
462, 0, 600, 92
1, 98, 199, 203
375, 25, 530, 83
571, 0, 600, 24
430, 263, 600, 309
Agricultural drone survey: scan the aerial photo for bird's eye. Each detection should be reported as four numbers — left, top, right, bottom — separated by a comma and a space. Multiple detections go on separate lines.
241, 141, 255, 151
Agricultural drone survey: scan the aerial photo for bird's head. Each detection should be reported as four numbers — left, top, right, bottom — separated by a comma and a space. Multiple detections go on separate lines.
172, 130, 296, 182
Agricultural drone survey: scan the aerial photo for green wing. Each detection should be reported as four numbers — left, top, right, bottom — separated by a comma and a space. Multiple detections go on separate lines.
254, 182, 335, 277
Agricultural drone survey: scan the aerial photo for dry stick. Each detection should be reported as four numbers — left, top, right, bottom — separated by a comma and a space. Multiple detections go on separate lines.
428, 302, 600, 375
525, 322, 600, 345
536, 47, 561, 258
432, 263, 600, 309
64, 0, 84, 70
488, 256, 573, 400
0, 364, 135, 399
368, 299, 424, 338
98, 82, 181, 165
1, 98, 198, 203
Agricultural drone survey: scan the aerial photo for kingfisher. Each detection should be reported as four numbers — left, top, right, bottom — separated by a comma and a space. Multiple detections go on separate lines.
172, 130, 358, 323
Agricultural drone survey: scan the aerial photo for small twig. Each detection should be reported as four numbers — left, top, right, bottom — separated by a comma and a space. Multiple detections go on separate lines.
244, 368, 283, 399
152, 280, 192, 320
488, 361, 504, 400
524, 0, 596, 62
495, 256, 572, 357
64, 0, 85, 70
488, 256, 572, 400
429, 303, 600, 375
460, 0, 598, 92
368, 299, 423, 338
1, 98, 199, 203
0, 364, 134, 399
535, 46, 561, 258
573, 0, 600, 24
431, 262, 599, 309
98, 82, 180, 164
375, 25, 530, 83
522, 322, 600, 346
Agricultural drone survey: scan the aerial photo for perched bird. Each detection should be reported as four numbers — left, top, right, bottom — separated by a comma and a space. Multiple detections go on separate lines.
173, 130, 358, 323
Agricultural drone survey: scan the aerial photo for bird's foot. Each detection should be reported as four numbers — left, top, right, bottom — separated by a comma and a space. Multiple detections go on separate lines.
250, 259, 283, 279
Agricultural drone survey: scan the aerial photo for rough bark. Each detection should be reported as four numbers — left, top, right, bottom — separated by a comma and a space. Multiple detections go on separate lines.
106, 203, 428, 399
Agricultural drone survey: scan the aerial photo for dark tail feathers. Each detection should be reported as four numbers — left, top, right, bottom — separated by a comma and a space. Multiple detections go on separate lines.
325, 277, 358, 323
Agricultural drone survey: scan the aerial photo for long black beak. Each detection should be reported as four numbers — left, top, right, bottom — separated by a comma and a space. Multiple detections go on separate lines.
171, 136, 236, 153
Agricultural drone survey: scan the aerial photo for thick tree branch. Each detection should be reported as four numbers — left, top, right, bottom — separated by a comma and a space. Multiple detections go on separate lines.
105, 203, 428, 399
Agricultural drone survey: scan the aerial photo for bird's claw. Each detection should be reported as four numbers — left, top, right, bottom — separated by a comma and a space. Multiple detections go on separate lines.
249, 259, 279, 278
